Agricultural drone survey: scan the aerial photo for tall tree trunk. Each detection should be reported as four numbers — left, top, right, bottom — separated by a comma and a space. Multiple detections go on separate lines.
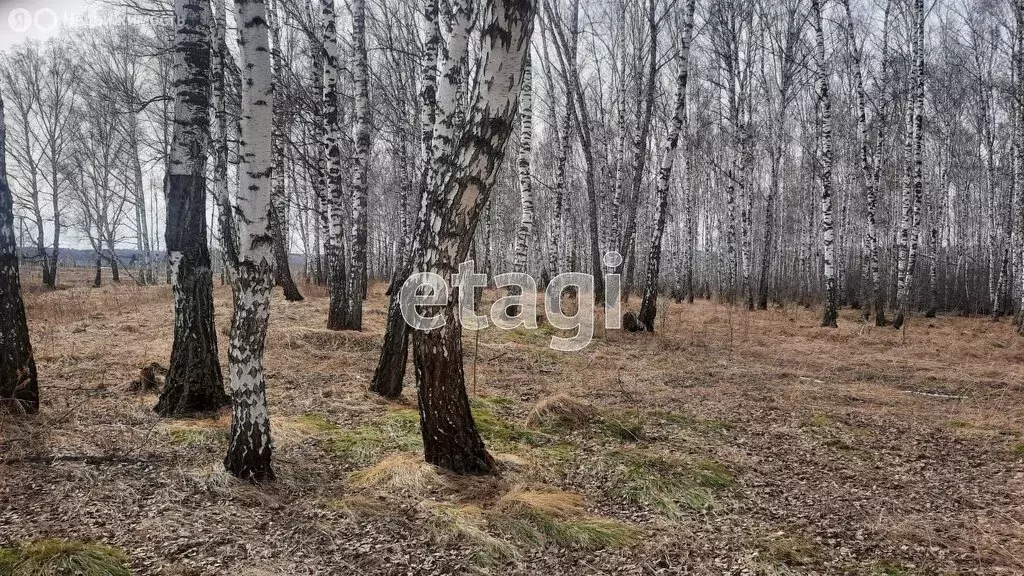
1016, 0, 1024, 334
538, 16, 565, 280
224, 0, 276, 483
346, 0, 371, 329
892, 0, 925, 330
615, 0, 657, 300
323, 0, 350, 330
157, 0, 228, 416
637, 0, 695, 332
268, 0, 303, 302
370, 0, 441, 399
513, 54, 534, 275
812, 0, 838, 328
0, 89, 39, 414
843, 0, 886, 324
212, 0, 238, 275
411, 0, 533, 475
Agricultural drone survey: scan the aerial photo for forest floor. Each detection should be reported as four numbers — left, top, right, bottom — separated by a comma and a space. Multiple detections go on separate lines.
2, 267, 1023, 576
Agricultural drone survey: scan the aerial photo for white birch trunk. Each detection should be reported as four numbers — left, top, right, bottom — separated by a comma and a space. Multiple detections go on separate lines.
225, 0, 276, 483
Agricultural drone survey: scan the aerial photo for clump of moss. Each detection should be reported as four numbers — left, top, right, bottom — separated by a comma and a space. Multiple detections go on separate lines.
0, 539, 130, 576
601, 449, 733, 517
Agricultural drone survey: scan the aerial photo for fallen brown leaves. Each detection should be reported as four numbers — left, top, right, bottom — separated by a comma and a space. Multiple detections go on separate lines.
1, 266, 1022, 575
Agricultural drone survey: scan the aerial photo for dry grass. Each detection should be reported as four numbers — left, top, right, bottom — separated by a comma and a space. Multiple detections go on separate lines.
348, 452, 451, 493
0, 539, 130, 576
524, 394, 597, 429
3, 266, 1024, 574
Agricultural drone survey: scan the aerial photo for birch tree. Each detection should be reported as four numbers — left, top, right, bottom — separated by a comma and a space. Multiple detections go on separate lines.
347, 0, 371, 329
0, 87, 39, 414
811, 0, 837, 327
370, 0, 440, 399
224, 0, 277, 483
156, 0, 229, 415
268, 0, 304, 302
410, 0, 534, 474
636, 0, 696, 332
323, 0, 350, 330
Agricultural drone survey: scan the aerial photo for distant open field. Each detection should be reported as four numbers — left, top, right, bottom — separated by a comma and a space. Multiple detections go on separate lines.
2, 266, 1023, 575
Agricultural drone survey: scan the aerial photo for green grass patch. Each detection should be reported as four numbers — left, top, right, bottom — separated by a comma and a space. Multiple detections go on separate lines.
469, 397, 544, 447
601, 449, 734, 517
293, 413, 341, 433
422, 487, 641, 569
871, 561, 915, 576
596, 417, 644, 442
324, 409, 422, 464
0, 539, 130, 576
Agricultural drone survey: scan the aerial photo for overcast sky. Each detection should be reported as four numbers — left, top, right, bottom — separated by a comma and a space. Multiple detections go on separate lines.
0, 0, 95, 50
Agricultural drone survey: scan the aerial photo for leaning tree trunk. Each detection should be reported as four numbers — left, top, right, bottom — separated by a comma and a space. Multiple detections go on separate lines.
0, 89, 39, 414
615, 0, 657, 303
345, 0, 371, 330
369, 0, 441, 399
224, 0, 276, 483
813, 0, 838, 328
268, 0, 303, 302
410, 0, 534, 475
636, 0, 695, 332
323, 0, 350, 330
157, 0, 228, 416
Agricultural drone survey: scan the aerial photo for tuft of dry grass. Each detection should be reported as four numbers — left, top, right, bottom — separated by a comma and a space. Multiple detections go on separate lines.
348, 452, 451, 493
0, 539, 130, 576
524, 394, 597, 429
421, 484, 641, 569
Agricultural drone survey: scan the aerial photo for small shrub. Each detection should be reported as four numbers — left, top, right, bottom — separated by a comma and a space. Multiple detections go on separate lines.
0, 539, 130, 576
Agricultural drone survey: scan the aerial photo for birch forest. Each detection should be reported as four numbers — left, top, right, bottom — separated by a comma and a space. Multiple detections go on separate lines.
2, 0, 1024, 573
